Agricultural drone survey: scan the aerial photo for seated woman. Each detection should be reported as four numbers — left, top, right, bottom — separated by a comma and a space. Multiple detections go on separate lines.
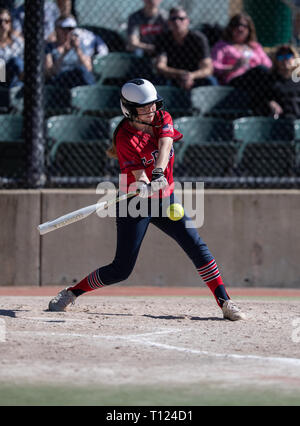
261, 45, 300, 118
45, 15, 95, 89
211, 13, 272, 86
0, 8, 24, 88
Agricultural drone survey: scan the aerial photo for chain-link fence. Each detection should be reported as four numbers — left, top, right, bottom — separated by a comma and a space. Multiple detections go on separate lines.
1, 0, 300, 188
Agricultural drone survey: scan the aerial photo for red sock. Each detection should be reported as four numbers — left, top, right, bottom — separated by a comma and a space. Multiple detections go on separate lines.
69, 269, 105, 296
197, 259, 230, 307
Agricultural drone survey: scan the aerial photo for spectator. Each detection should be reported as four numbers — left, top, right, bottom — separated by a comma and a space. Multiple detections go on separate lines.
45, 16, 95, 89
56, 0, 109, 58
211, 13, 272, 86
260, 45, 300, 118
154, 7, 216, 89
56, 0, 73, 18
72, 27, 109, 58
0, 8, 24, 88
12, 0, 72, 41
127, 0, 168, 56
13, 0, 60, 41
12, 1, 108, 57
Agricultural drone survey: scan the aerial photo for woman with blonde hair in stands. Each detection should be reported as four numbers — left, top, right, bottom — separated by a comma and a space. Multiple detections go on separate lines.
0, 8, 24, 87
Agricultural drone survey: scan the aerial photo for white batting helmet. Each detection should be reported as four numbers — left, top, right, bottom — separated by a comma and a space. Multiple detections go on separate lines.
120, 79, 163, 120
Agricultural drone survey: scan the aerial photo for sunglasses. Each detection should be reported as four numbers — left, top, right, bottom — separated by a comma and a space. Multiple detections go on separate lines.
276, 53, 294, 61
232, 22, 248, 29
59, 27, 74, 31
170, 16, 187, 22
0, 18, 11, 24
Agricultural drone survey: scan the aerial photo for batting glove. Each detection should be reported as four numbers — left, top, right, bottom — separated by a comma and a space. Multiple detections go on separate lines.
151, 168, 168, 192
136, 181, 152, 198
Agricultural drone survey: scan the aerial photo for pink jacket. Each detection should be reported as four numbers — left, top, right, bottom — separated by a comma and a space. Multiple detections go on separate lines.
211, 40, 272, 84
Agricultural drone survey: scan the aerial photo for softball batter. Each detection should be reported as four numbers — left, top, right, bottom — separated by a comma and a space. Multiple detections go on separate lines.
48, 78, 246, 320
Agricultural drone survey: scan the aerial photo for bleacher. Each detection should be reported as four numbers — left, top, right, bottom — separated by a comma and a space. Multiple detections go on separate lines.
0, 0, 299, 187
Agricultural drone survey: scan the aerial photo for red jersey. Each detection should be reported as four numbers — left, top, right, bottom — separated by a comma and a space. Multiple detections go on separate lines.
116, 111, 183, 197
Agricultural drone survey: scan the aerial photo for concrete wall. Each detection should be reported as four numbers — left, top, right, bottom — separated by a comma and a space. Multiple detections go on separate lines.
200, 190, 300, 287
0, 190, 40, 286
1, 189, 299, 287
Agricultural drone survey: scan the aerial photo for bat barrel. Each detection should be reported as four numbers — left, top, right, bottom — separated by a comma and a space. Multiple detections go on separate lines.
37, 204, 98, 235
37, 191, 139, 235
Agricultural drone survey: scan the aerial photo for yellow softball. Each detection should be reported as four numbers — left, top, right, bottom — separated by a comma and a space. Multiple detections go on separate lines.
166, 203, 184, 221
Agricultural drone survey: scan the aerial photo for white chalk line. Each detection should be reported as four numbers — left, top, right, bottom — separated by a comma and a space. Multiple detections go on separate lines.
20, 317, 89, 323
9, 328, 300, 368
129, 337, 300, 367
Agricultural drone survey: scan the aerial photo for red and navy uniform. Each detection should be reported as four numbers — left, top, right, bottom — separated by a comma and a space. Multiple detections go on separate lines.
69, 111, 230, 308
117, 110, 182, 196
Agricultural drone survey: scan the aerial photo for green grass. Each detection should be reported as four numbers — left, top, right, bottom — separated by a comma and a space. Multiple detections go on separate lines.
0, 383, 299, 406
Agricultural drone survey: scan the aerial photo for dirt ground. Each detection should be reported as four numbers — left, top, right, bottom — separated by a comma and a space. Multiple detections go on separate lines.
0, 287, 300, 405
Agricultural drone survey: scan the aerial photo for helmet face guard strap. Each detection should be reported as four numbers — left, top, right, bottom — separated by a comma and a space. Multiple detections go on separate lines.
135, 108, 164, 128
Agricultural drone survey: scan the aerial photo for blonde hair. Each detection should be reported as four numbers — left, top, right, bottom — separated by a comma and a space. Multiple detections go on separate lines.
106, 118, 126, 159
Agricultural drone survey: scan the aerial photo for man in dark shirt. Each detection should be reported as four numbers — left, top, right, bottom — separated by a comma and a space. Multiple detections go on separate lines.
127, 0, 168, 57
154, 7, 216, 89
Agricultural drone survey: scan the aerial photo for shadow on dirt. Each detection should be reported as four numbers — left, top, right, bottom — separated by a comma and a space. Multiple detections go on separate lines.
142, 314, 223, 321
0, 309, 30, 318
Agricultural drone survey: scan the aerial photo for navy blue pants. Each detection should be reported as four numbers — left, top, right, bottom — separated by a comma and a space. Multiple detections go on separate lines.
98, 192, 214, 285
